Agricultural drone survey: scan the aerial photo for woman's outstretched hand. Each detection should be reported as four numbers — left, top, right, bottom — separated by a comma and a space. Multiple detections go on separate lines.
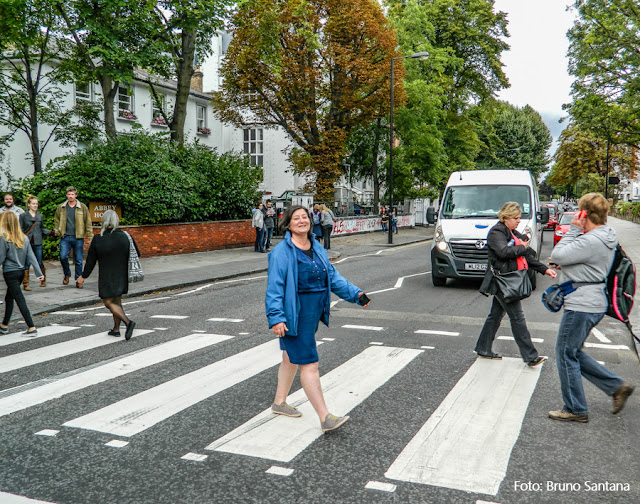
271, 322, 288, 337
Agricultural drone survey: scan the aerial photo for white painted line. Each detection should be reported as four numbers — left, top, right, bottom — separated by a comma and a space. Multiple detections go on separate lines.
322, 338, 335, 341
51, 311, 81, 315
150, 315, 189, 320
330, 300, 339, 308
476, 501, 501, 504
0, 491, 57, 503
206, 346, 423, 462
365, 481, 397, 493
193, 330, 206, 333
80, 324, 96, 327
369, 342, 384, 346
420, 346, 435, 350
0, 334, 232, 418
34, 429, 59, 437
265, 466, 294, 477
94, 313, 113, 317
584, 342, 629, 350
64, 339, 283, 437
207, 318, 244, 323
590, 328, 611, 344
415, 330, 460, 336
181, 452, 208, 462
385, 357, 544, 495
394, 272, 428, 289
497, 336, 544, 343
78, 296, 172, 310
153, 327, 168, 331
334, 251, 383, 264
0, 329, 154, 374
0, 325, 80, 347
105, 439, 129, 448
239, 332, 250, 335
342, 324, 384, 331
597, 361, 605, 365
367, 287, 396, 295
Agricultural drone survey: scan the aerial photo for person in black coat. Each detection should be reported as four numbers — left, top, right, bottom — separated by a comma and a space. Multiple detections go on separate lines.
476, 202, 556, 366
76, 210, 138, 341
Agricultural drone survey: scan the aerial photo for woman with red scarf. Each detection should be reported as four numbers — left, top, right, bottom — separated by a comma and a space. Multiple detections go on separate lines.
476, 202, 557, 366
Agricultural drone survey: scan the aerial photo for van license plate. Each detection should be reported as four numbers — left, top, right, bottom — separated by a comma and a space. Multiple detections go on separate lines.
465, 263, 487, 271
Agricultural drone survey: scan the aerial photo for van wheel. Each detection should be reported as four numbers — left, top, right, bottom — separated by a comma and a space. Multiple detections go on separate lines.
432, 271, 447, 287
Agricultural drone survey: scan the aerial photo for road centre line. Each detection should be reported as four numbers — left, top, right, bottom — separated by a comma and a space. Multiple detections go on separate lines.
150, 315, 188, 320
0, 329, 153, 374
385, 357, 544, 495
265, 466, 294, 477
584, 342, 629, 350
206, 346, 423, 462
342, 324, 384, 331
181, 453, 208, 462
590, 327, 611, 343
365, 481, 396, 493
497, 336, 544, 343
63, 339, 284, 437
0, 334, 232, 418
415, 330, 459, 336
334, 250, 384, 264
394, 272, 428, 289
0, 325, 79, 347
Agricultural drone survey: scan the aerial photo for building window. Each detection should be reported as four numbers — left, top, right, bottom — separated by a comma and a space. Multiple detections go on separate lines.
243, 128, 264, 166
196, 104, 210, 134
75, 83, 93, 105
117, 85, 136, 120
151, 95, 167, 126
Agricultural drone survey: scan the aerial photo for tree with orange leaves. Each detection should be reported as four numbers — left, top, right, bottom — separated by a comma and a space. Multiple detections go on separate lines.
211, 0, 403, 200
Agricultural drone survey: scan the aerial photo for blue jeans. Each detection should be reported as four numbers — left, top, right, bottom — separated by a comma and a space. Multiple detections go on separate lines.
60, 235, 84, 280
263, 226, 274, 249
555, 310, 623, 415
25, 243, 44, 271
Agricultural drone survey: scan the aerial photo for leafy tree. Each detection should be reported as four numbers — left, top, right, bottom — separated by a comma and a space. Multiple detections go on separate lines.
212, 0, 402, 200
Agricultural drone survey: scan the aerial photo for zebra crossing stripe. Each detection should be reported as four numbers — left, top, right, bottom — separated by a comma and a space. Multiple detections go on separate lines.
0, 330, 154, 374
384, 357, 542, 495
63, 339, 283, 437
206, 346, 423, 462
0, 491, 56, 503
0, 334, 232, 418
0, 326, 79, 347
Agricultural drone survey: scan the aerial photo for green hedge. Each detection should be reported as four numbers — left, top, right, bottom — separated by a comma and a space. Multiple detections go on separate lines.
13, 131, 263, 259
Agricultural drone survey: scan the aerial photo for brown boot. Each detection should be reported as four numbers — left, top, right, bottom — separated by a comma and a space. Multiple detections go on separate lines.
40, 267, 46, 287
22, 271, 31, 291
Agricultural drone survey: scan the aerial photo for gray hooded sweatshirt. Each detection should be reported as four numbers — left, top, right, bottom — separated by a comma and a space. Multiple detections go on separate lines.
549, 223, 617, 313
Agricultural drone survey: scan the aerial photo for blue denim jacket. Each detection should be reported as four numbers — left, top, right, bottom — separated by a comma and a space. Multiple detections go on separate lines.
265, 231, 362, 335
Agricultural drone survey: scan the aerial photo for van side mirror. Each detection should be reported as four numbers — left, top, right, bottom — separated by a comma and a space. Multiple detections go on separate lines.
538, 206, 549, 224
426, 207, 437, 224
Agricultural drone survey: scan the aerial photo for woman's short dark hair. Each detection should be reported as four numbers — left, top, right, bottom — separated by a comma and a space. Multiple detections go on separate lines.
279, 205, 313, 239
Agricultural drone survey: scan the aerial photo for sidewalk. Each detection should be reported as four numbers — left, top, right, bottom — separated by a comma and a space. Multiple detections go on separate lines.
19, 226, 434, 316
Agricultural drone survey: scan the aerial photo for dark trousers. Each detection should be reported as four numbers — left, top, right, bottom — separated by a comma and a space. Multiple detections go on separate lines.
475, 294, 538, 362
263, 226, 274, 250
322, 225, 332, 250
3, 269, 35, 327
254, 227, 265, 252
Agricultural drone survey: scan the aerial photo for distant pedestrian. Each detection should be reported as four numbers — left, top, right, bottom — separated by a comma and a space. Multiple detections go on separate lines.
311, 204, 322, 241
0, 213, 44, 336
392, 207, 399, 234
76, 210, 138, 341
252, 202, 265, 253
19, 195, 54, 289
0, 194, 24, 216
54, 186, 92, 288
380, 206, 389, 232
476, 202, 556, 364
263, 200, 276, 251
548, 193, 634, 423
266, 205, 370, 431
320, 204, 335, 250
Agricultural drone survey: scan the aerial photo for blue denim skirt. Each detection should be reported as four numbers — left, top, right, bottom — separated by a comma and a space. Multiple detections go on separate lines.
279, 291, 324, 365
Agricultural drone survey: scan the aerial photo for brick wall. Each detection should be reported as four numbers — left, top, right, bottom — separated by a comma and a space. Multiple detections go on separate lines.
87, 220, 254, 258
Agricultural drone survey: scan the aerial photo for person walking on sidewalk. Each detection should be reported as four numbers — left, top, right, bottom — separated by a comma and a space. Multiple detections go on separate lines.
320, 204, 335, 250
266, 205, 370, 431
19, 195, 54, 289
76, 210, 137, 341
1, 194, 24, 216
263, 200, 276, 251
0, 213, 44, 336
311, 204, 322, 242
548, 193, 634, 423
252, 202, 265, 253
54, 186, 92, 288
476, 202, 557, 365
380, 206, 389, 233
391, 207, 399, 234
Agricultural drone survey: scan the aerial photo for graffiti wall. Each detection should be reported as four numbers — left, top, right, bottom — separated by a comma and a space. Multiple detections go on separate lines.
331, 214, 416, 236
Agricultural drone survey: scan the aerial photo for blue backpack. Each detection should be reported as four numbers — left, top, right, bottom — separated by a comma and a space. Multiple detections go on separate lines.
312, 211, 320, 225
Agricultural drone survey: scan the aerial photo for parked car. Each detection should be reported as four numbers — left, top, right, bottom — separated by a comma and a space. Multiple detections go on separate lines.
553, 212, 583, 246
543, 204, 558, 230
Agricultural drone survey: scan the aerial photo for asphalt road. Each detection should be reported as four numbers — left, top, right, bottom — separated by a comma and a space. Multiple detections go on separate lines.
0, 233, 638, 504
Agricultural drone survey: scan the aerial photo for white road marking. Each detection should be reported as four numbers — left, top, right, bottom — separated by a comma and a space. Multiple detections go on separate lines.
420, 346, 435, 350
365, 481, 397, 493
590, 327, 611, 343
153, 327, 168, 331
0, 334, 231, 418
342, 324, 383, 331
0, 491, 57, 503
0, 330, 153, 374
584, 342, 629, 350
322, 338, 335, 341
330, 300, 339, 308
597, 361, 605, 365
367, 287, 396, 295
497, 336, 544, 343
52, 311, 82, 315
207, 318, 244, 323
265, 466, 294, 477
415, 330, 459, 336
394, 272, 428, 289
63, 339, 283, 437
206, 346, 423, 462
238, 332, 250, 335
94, 313, 113, 317
0, 326, 79, 347
34, 429, 59, 437
334, 250, 384, 264
369, 342, 384, 345
193, 330, 206, 333
105, 440, 129, 448
78, 297, 172, 311
385, 357, 544, 496
181, 453, 208, 462
150, 315, 188, 319
476, 501, 502, 504
333, 272, 429, 306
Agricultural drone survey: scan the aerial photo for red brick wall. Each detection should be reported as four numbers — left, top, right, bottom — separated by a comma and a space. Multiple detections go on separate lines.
87, 220, 254, 257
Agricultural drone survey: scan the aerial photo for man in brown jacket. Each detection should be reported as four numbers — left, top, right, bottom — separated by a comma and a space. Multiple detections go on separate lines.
53, 186, 93, 288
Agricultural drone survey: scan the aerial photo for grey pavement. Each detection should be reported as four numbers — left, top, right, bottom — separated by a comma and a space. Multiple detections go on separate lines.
17, 225, 434, 317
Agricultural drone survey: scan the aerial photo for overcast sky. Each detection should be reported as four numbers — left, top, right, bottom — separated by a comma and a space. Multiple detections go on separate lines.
493, 0, 577, 152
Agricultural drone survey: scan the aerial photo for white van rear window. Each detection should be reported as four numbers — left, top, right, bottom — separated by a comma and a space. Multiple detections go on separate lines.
441, 185, 531, 219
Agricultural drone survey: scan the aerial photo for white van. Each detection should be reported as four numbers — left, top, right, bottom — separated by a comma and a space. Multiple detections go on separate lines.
426, 170, 549, 288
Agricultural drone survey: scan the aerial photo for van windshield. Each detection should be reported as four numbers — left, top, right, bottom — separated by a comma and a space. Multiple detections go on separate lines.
441, 185, 532, 219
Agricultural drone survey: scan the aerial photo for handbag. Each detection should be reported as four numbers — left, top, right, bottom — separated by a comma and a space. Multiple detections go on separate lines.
491, 266, 531, 303
124, 231, 144, 283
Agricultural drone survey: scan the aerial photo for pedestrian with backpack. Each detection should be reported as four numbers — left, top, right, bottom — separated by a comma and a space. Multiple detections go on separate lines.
548, 193, 634, 423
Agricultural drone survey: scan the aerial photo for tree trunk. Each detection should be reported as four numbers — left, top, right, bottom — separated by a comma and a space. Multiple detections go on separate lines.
24, 61, 42, 174
170, 30, 196, 146
99, 75, 118, 140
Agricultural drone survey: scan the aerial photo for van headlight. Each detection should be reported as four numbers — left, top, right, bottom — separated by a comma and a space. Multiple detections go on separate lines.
434, 225, 450, 253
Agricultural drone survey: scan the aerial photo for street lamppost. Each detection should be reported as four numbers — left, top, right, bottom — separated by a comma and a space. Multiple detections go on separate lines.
388, 51, 429, 244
